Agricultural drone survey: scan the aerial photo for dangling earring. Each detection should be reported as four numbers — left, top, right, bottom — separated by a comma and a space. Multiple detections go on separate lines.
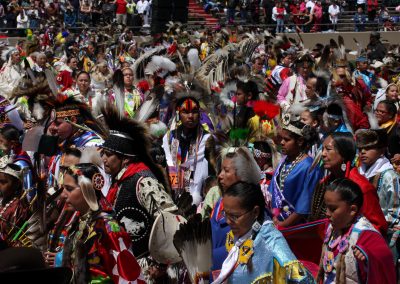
341, 162, 347, 172
252, 220, 261, 232
176, 110, 180, 121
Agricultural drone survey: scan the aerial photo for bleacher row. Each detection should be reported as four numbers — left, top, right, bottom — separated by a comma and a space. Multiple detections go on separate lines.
187, 0, 400, 32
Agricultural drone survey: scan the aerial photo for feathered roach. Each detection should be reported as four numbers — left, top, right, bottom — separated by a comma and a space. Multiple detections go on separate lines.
100, 103, 169, 190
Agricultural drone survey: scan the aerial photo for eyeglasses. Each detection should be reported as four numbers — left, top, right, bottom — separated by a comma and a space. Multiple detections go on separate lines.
374, 109, 389, 115
221, 209, 252, 222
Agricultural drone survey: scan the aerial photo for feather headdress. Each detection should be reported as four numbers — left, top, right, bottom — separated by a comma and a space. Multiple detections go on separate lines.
101, 103, 151, 151
173, 215, 212, 284
187, 48, 201, 73
144, 55, 176, 77
100, 103, 169, 188
131, 45, 166, 82
1, 46, 18, 62
50, 96, 106, 138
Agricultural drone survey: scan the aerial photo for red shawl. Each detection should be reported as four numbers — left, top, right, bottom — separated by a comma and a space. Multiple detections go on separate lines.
106, 163, 149, 206
348, 168, 388, 235
356, 230, 396, 283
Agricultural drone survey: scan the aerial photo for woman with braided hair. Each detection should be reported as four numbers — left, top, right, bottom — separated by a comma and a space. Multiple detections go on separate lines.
309, 132, 388, 236
317, 178, 395, 283
108, 67, 143, 118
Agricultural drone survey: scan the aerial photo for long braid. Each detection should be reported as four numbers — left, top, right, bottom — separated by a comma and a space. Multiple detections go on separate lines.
335, 253, 346, 284
316, 244, 327, 283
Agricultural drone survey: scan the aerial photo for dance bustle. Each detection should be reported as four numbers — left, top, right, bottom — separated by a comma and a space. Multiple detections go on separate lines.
173, 215, 212, 284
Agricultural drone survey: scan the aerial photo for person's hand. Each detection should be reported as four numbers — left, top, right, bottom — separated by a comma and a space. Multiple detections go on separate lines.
24, 120, 35, 129
391, 154, 400, 165
44, 251, 57, 267
353, 246, 366, 262
273, 216, 280, 226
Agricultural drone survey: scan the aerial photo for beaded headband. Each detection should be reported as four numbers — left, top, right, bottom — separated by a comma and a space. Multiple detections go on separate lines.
56, 109, 80, 118
281, 113, 303, 137
253, 149, 271, 159
0, 156, 23, 180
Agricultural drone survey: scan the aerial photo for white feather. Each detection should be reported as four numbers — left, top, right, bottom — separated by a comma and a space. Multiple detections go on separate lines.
144, 61, 159, 75
1, 47, 17, 62
161, 57, 176, 72
5, 105, 24, 130
367, 110, 379, 129
153, 56, 176, 72
187, 48, 201, 72
32, 102, 45, 121
149, 121, 167, 138
151, 55, 164, 68
135, 96, 158, 122
80, 147, 103, 167
377, 77, 388, 89
219, 81, 236, 109
176, 227, 211, 283
289, 103, 307, 116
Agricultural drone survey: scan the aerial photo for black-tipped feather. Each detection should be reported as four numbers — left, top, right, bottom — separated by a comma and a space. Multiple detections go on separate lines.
173, 215, 212, 284
175, 191, 197, 219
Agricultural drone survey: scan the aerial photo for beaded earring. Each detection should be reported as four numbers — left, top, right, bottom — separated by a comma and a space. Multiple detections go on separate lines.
252, 220, 261, 232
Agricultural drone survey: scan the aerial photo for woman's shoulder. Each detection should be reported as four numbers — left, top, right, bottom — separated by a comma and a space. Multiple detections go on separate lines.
354, 216, 379, 233
295, 156, 314, 170
256, 221, 299, 263
349, 167, 375, 192
257, 221, 287, 245
302, 156, 314, 164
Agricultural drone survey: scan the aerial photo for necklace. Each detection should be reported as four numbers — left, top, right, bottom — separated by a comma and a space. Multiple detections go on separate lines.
322, 223, 355, 273
0, 197, 17, 220
279, 153, 305, 190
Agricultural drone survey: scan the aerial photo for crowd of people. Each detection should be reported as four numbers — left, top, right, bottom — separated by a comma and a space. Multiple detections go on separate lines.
0, 21, 398, 283
0, 0, 152, 34
202, 0, 400, 32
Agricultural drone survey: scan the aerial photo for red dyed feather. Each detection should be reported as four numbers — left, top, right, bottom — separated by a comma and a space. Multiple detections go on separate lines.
168, 43, 177, 55
253, 101, 280, 119
137, 80, 150, 93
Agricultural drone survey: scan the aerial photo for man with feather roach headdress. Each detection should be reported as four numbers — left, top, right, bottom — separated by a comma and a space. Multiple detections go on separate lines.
162, 83, 217, 206
99, 104, 177, 259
